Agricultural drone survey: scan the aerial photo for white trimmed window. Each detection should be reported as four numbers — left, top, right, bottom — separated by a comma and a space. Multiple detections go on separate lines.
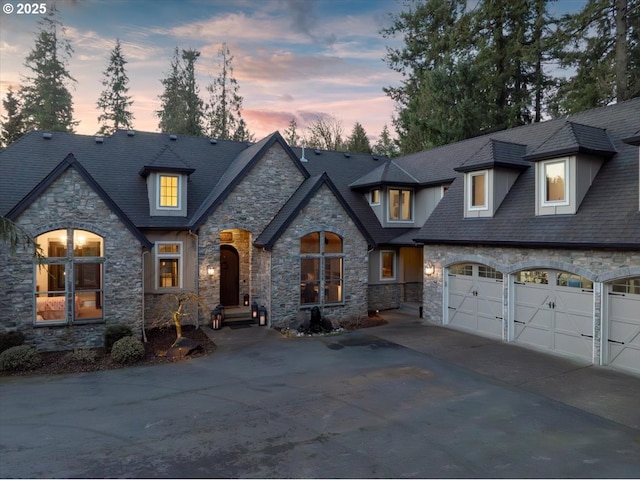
541, 159, 568, 205
388, 189, 413, 221
380, 250, 396, 280
467, 171, 488, 210
156, 242, 182, 288
157, 174, 181, 209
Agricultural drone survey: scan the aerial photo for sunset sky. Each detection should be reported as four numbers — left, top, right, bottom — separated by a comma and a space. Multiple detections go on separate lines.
0, 0, 585, 144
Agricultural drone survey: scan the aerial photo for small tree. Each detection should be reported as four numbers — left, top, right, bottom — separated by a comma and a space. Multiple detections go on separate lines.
373, 124, 399, 158
149, 291, 209, 342
346, 122, 372, 153
96, 39, 134, 135
283, 118, 301, 147
0, 87, 26, 147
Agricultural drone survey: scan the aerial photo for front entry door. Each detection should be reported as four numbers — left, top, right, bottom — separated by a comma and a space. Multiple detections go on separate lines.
220, 245, 239, 306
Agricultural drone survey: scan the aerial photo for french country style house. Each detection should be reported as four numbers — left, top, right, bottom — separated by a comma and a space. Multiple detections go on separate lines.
1, 98, 639, 375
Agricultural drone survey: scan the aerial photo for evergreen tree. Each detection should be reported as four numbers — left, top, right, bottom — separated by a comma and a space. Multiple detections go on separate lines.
157, 48, 204, 136
550, 0, 639, 115
96, 39, 134, 135
1, 87, 26, 147
284, 118, 301, 147
21, 4, 76, 132
373, 124, 399, 158
206, 43, 253, 141
346, 122, 372, 153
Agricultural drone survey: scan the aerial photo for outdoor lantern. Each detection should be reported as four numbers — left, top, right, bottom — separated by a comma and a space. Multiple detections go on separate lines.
211, 307, 222, 330
215, 303, 225, 322
258, 305, 267, 326
251, 301, 259, 319
243, 294, 250, 306
424, 262, 435, 276
207, 265, 215, 278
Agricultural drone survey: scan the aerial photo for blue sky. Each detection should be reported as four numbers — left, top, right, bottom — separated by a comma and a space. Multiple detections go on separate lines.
0, 0, 585, 142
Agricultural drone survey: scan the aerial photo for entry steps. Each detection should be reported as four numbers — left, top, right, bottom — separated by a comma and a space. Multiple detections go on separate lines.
219, 306, 258, 328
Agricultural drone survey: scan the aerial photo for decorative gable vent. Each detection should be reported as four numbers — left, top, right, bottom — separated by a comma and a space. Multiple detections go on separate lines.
42, 132, 52, 140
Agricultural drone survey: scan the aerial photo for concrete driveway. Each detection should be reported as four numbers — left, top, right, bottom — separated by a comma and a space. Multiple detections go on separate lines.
1, 312, 639, 478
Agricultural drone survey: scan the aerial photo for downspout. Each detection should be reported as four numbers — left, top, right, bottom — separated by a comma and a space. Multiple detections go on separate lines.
141, 249, 149, 343
189, 230, 199, 328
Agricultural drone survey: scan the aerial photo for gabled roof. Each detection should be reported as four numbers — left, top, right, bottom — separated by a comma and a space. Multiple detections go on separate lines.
190, 131, 309, 229
349, 159, 420, 189
454, 139, 529, 173
138, 144, 195, 177
254, 173, 375, 250
6, 153, 152, 249
524, 121, 616, 161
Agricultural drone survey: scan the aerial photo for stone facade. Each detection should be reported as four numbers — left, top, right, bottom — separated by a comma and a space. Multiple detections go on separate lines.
269, 183, 369, 328
422, 244, 640, 364
0, 168, 143, 351
368, 284, 401, 311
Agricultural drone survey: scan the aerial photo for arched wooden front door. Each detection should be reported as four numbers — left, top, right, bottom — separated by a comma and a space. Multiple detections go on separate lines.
220, 245, 240, 306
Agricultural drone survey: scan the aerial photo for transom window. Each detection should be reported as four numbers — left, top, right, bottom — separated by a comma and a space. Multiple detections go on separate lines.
380, 251, 396, 280
479, 265, 503, 280
542, 160, 568, 204
612, 277, 640, 294
557, 272, 593, 289
300, 232, 343, 305
156, 242, 182, 288
388, 189, 413, 221
449, 264, 473, 276
34, 229, 104, 324
158, 174, 180, 209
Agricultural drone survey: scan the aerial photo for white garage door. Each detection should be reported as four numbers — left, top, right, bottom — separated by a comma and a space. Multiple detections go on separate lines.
447, 264, 503, 339
606, 277, 640, 374
514, 270, 594, 362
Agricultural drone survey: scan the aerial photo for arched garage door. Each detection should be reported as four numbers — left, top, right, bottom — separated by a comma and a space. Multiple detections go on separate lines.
606, 277, 640, 374
447, 264, 503, 339
514, 270, 593, 362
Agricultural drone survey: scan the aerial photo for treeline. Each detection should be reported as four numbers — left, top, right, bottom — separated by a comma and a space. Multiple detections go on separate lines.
383, 0, 639, 154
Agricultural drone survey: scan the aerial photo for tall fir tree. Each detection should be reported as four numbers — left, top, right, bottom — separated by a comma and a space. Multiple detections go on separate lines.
96, 39, 134, 135
206, 43, 252, 141
21, 4, 76, 132
550, 0, 639, 115
346, 122, 372, 153
373, 124, 399, 158
157, 48, 204, 135
1, 87, 26, 147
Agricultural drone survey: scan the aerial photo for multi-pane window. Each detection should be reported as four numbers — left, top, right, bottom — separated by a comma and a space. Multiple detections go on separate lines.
449, 264, 473, 276
34, 229, 104, 324
300, 232, 343, 305
157, 242, 182, 288
543, 160, 567, 203
388, 189, 412, 221
380, 251, 395, 279
469, 171, 487, 209
158, 174, 179, 208
557, 272, 593, 289
478, 265, 503, 280
612, 277, 640, 294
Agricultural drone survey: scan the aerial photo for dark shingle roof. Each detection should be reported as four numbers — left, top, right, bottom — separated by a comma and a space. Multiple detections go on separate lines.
413, 98, 640, 248
455, 139, 529, 172
349, 159, 420, 189
524, 121, 616, 161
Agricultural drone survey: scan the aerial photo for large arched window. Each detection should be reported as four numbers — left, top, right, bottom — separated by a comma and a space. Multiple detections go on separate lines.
300, 231, 343, 305
34, 229, 104, 324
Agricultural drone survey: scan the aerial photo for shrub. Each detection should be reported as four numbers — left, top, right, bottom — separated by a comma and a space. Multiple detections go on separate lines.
0, 345, 42, 371
0, 331, 25, 353
111, 336, 145, 365
104, 324, 133, 352
64, 348, 99, 365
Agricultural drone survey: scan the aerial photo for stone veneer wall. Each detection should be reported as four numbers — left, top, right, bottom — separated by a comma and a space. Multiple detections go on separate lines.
0, 168, 143, 351
422, 244, 640, 364
198, 143, 305, 312
403, 282, 423, 303
368, 284, 400, 311
269, 183, 369, 328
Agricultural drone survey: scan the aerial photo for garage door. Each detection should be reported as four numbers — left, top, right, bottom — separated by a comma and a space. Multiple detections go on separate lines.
514, 270, 593, 362
606, 277, 640, 374
447, 264, 503, 339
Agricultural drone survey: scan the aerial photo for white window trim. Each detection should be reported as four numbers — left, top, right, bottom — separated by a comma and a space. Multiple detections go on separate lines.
156, 174, 182, 210
380, 250, 396, 281
387, 188, 414, 223
370, 188, 380, 206
467, 170, 489, 211
540, 159, 570, 207
156, 241, 183, 289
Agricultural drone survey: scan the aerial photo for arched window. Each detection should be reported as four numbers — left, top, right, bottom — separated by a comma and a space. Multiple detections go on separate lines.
34, 229, 104, 324
300, 231, 343, 305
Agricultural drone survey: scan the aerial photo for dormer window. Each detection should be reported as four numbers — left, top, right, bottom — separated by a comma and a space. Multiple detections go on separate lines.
370, 189, 380, 205
468, 171, 488, 210
388, 189, 413, 221
158, 174, 181, 209
542, 160, 568, 205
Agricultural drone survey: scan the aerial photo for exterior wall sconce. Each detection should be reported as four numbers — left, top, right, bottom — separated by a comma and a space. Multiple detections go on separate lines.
258, 305, 267, 326
251, 301, 259, 320
243, 294, 250, 306
211, 306, 223, 330
424, 263, 435, 276
207, 265, 215, 278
